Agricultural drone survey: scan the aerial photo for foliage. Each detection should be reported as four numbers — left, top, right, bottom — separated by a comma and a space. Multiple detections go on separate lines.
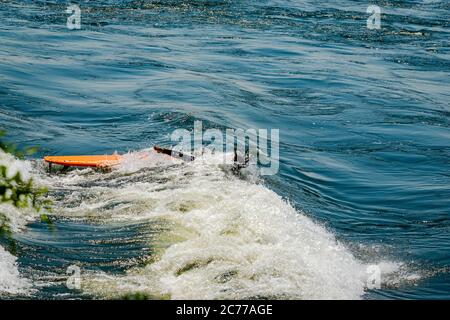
0, 165, 49, 209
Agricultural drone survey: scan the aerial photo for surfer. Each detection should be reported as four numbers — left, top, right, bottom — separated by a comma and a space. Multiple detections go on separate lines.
44, 145, 249, 173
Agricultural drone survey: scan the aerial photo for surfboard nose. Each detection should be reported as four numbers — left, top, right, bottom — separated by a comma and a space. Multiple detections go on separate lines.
44, 156, 56, 162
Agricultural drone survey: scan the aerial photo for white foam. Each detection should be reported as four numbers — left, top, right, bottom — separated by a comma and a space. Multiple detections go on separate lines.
35, 150, 419, 299
118, 148, 181, 172
0, 245, 32, 295
0, 150, 38, 296
0, 150, 32, 181
0, 150, 40, 231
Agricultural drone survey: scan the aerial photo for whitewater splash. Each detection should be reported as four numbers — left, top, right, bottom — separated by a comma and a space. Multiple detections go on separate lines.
0, 150, 40, 231
0, 246, 32, 295
33, 149, 418, 299
0, 150, 37, 296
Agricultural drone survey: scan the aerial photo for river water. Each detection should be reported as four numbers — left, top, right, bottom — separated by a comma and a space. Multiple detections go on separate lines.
0, 0, 449, 299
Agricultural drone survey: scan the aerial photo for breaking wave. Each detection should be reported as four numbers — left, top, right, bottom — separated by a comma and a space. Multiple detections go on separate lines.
34, 149, 419, 299
0, 246, 32, 295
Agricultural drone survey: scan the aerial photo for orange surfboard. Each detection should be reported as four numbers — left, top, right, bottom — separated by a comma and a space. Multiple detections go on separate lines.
44, 155, 122, 168
43, 146, 194, 170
